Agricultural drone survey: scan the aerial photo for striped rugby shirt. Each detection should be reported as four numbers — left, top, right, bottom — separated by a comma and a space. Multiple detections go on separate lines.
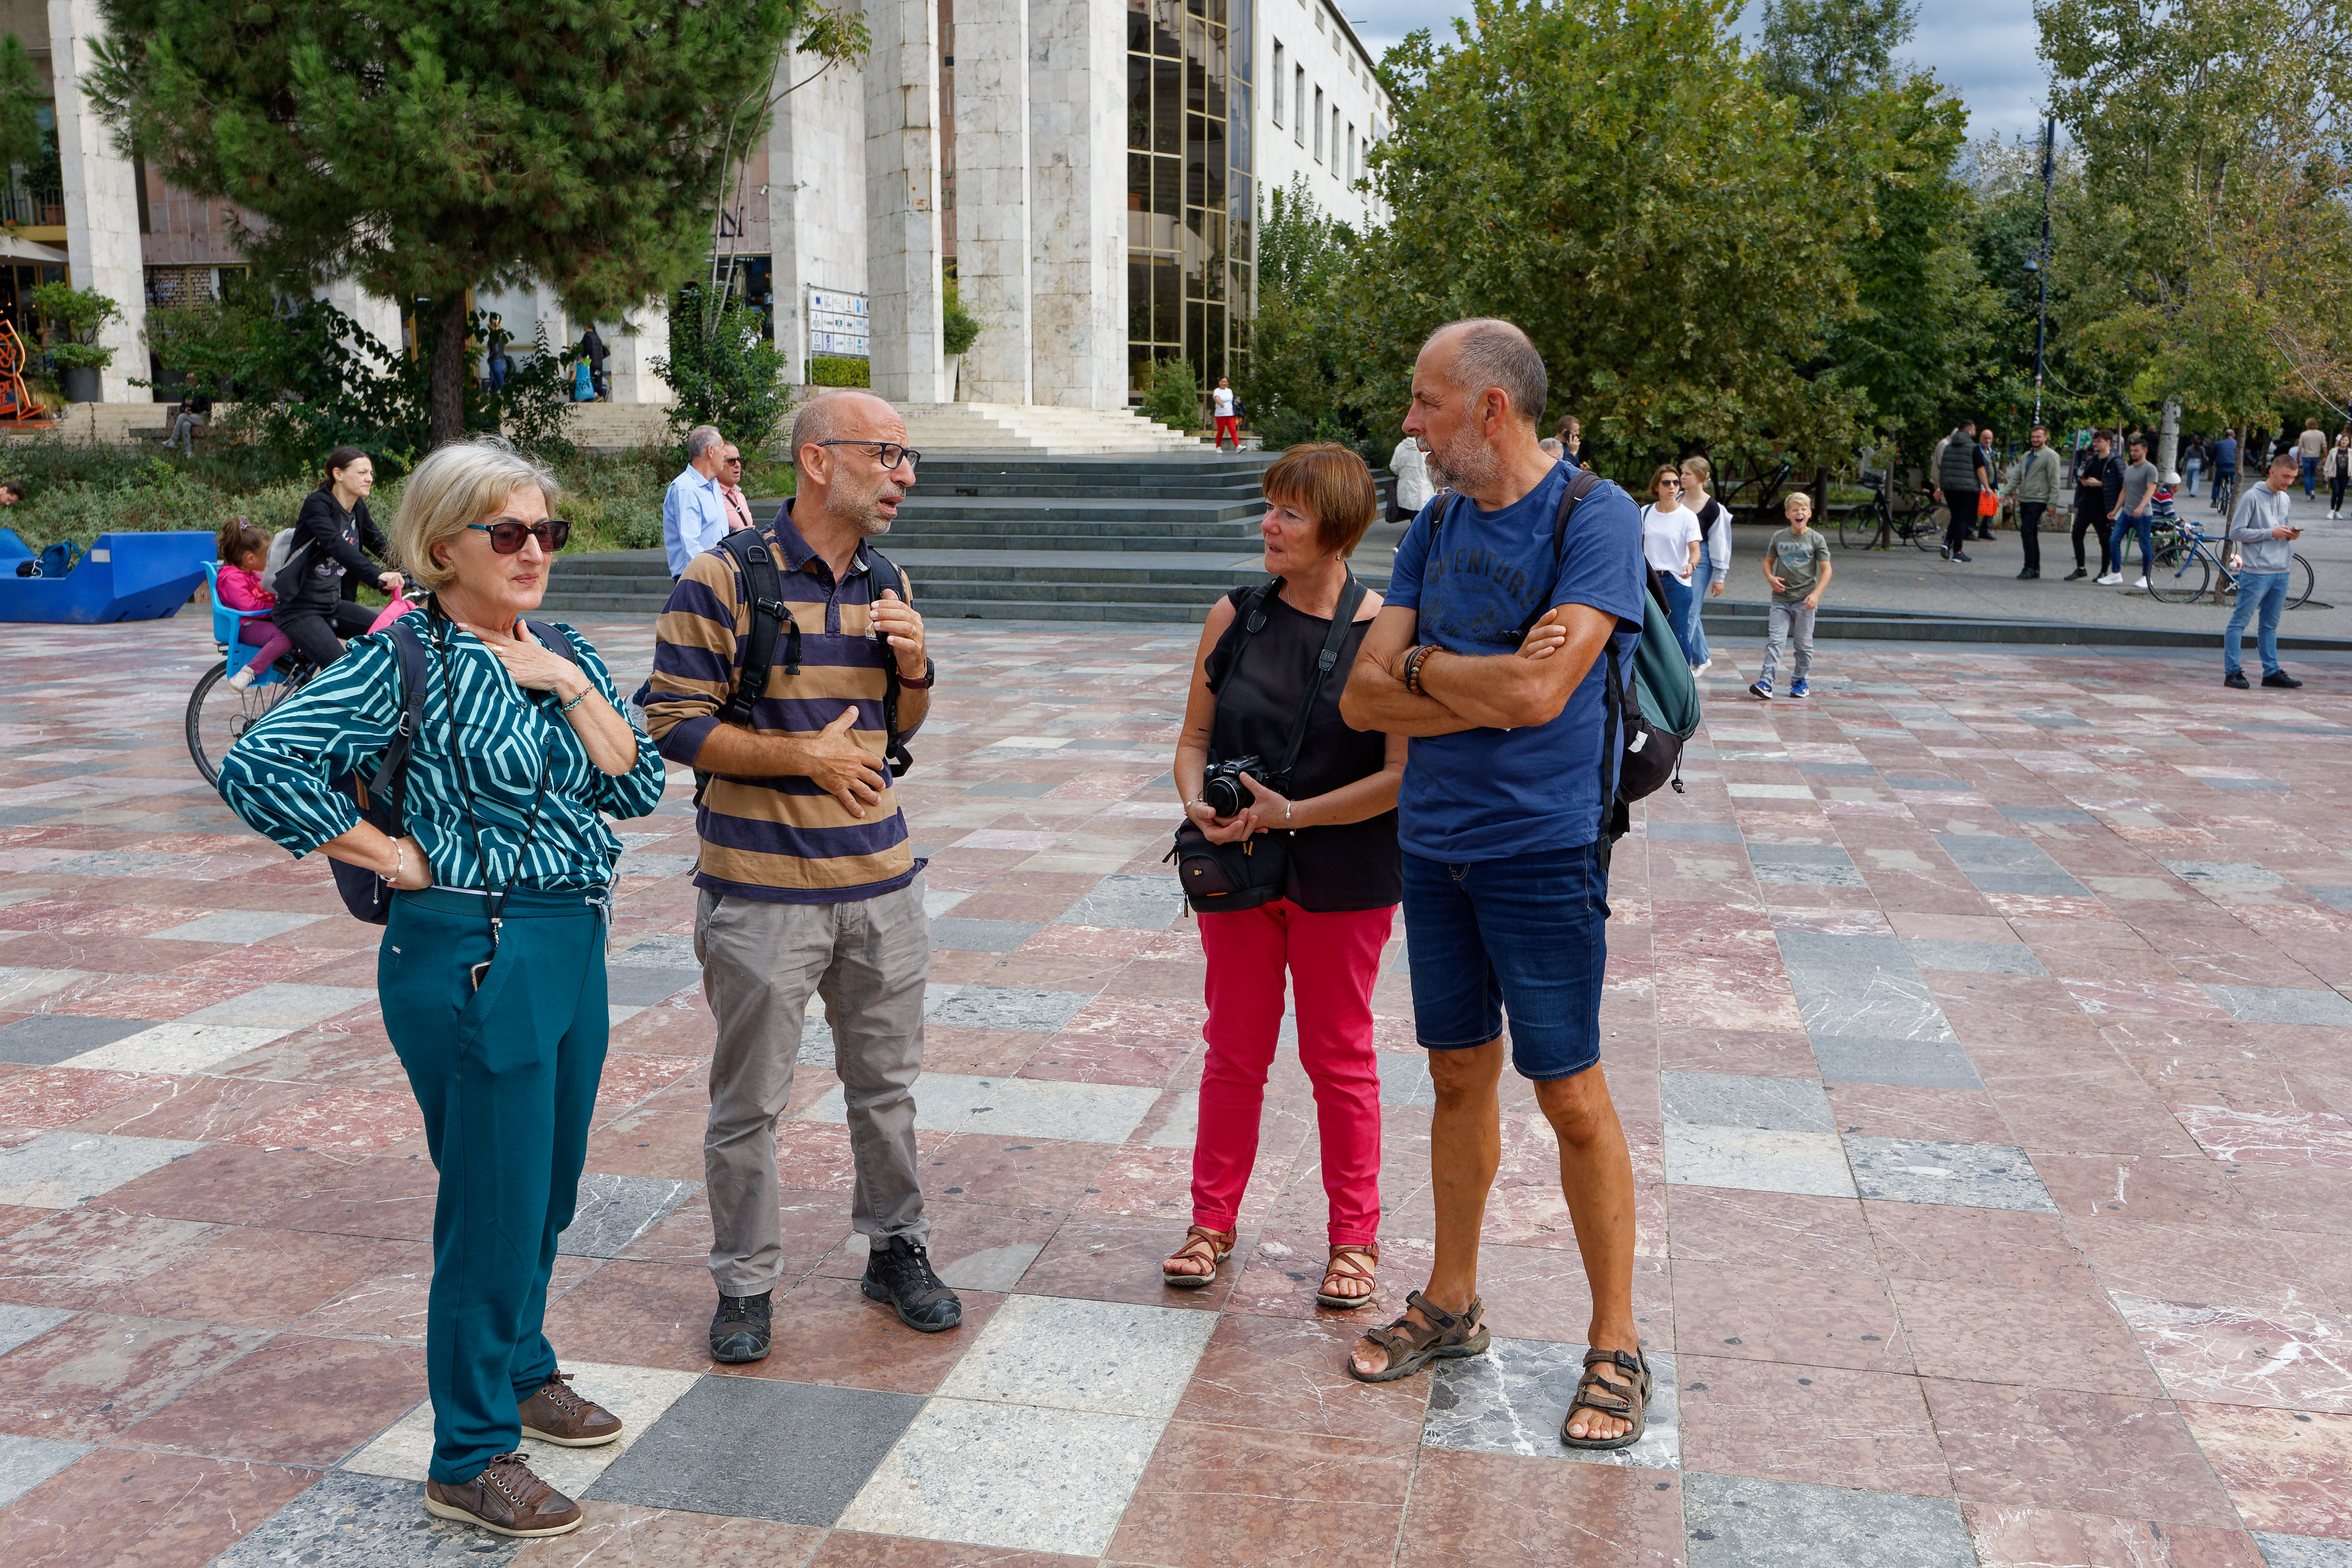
641, 503, 924, 904
218, 613, 666, 889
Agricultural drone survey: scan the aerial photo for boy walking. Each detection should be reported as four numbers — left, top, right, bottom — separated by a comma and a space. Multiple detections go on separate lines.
1751, 492, 1831, 701
2222, 448, 2307, 690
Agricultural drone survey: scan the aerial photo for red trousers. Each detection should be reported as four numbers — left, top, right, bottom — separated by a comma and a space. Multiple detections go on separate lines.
1194, 899, 1392, 1246
1214, 415, 1240, 448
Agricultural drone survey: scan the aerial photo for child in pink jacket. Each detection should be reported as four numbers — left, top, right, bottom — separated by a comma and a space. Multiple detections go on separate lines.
217, 519, 292, 690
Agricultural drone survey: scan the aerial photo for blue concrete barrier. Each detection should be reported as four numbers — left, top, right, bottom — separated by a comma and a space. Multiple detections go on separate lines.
0, 530, 213, 624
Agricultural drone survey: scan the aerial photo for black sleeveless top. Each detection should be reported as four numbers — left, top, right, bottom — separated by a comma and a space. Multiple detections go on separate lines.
1203, 586, 1401, 912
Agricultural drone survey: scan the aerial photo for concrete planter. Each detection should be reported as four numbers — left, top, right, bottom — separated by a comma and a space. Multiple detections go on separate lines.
59, 366, 101, 403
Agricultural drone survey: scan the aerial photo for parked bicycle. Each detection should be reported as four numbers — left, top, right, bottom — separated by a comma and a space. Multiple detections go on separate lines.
1842, 469, 1942, 552
2146, 512, 2314, 610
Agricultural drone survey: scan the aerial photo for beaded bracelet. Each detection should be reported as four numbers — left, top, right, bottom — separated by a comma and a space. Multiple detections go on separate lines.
558, 686, 589, 715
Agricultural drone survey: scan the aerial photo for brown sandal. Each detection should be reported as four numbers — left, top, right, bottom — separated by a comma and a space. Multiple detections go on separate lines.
1346, 1290, 1489, 1383
1561, 1346, 1652, 1450
1161, 1225, 1235, 1289
1316, 1243, 1379, 1310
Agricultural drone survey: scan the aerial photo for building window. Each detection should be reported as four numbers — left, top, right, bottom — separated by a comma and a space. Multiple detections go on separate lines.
1313, 87, 1323, 163
1125, 0, 1252, 405
1271, 42, 1283, 125
1347, 123, 1356, 181
1294, 68, 1305, 146
1331, 107, 1341, 172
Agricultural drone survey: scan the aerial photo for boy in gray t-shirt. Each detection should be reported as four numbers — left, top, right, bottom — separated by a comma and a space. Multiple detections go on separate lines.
2101, 436, 2161, 586
1750, 492, 1833, 700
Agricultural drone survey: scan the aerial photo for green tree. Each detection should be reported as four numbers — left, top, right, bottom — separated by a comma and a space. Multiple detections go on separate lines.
84, 2, 821, 445
651, 283, 794, 454
1756, 0, 1918, 118
0, 36, 46, 183
1240, 178, 1360, 448
2037, 0, 2352, 424
1350, 0, 1868, 479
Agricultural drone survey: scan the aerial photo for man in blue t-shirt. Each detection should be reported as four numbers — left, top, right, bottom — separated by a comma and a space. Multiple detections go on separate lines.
1339, 318, 1651, 1450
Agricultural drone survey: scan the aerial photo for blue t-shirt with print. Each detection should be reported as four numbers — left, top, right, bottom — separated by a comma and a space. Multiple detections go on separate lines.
1385, 462, 1648, 862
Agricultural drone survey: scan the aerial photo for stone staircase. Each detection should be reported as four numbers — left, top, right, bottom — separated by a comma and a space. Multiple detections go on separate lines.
537, 451, 1303, 622
896, 403, 1198, 454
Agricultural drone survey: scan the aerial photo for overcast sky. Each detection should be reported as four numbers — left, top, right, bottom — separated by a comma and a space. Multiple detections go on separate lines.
1344, 1, 2052, 143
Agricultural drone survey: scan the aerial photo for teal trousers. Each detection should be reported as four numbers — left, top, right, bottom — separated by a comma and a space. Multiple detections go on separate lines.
380, 886, 608, 1485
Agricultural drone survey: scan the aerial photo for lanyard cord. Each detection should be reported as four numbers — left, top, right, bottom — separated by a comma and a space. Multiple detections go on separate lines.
428, 600, 550, 948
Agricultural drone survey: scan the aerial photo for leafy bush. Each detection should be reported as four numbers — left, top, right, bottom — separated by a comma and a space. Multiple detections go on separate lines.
942, 284, 985, 356
652, 284, 794, 456
1253, 402, 1316, 450
27, 283, 122, 370
495, 320, 579, 463
1142, 357, 1202, 432
809, 355, 870, 387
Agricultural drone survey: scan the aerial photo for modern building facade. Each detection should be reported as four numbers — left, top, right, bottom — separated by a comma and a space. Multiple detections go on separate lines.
13, 0, 1391, 414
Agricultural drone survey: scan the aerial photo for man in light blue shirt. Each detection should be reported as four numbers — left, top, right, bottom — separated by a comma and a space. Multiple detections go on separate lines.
662, 425, 730, 577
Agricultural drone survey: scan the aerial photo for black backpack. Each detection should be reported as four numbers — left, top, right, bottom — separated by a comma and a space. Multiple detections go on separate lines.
328, 615, 583, 924
704, 526, 917, 781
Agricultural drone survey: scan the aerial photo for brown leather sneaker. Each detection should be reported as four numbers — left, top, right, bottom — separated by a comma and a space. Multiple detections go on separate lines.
422, 1452, 584, 1537
517, 1370, 622, 1447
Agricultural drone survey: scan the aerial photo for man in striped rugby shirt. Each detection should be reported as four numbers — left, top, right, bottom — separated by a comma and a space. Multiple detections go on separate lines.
643, 390, 957, 1360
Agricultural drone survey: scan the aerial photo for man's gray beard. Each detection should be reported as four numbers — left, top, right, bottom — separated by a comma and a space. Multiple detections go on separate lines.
1425, 433, 1501, 494
828, 487, 893, 537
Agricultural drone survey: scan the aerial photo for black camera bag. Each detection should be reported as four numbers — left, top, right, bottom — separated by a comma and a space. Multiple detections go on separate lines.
1169, 574, 1365, 914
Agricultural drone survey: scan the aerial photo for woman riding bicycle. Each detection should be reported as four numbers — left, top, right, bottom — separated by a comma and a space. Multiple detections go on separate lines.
272, 446, 403, 668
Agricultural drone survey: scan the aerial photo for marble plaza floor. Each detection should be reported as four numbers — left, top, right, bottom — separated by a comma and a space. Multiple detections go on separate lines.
3, 616, 2352, 1567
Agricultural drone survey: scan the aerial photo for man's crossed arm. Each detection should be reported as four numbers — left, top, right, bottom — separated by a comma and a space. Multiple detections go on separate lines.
1339, 601, 1621, 737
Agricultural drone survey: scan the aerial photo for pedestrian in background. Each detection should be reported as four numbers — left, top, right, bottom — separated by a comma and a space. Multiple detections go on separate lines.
660, 425, 729, 579
2298, 417, 2326, 499
1973, 427, 1999, 541
1751, 490, 1831, 701
1211, 377, 1241, 450
1639, 465, 1704, 666
579, 325, 608, 401
2325, 429, 2350, 520
2181, 434, 2205, 499
2223, 448, 2307, 690
718, 441, 757, 533
2009, 423, 2063, 580
1934, 419, 1987, 562
2210, 429, 2239, 513
2100, 434, 2160, 589
2067, 430, 2122, 580
1389, 432, 1432, 522
1681, 455, 1730, 675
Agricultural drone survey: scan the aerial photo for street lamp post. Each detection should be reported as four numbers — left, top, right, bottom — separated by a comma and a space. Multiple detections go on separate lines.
2031, 116, 2054, 429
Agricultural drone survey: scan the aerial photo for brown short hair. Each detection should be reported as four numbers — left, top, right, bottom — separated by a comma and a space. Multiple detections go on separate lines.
1262, 441, 1379, 557
217, 516, 266, 564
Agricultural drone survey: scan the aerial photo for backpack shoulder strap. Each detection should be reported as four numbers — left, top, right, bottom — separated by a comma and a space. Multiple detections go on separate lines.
368, 619, 431, 826
523, 620, 584, 668
1515, 469, 1607, 642
715, 527, 799, 726
862, 544, 916, 777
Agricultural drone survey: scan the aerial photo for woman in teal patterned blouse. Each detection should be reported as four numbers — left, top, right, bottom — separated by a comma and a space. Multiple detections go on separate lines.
218, 437, 663, 1541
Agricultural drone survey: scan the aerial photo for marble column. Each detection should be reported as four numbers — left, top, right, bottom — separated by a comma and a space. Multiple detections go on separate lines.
864, 0, 947, 405
953, 0, 1031, 404
604, 301, 672, 405
768, 46, 869, 384
48, 0, 145, 403
1029, 0, 1127, 411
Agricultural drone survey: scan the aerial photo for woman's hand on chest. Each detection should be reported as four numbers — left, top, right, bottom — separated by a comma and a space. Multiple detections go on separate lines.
459, 621, 588, 702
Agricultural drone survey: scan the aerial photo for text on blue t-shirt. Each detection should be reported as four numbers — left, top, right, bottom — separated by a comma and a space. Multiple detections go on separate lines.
1383, 462, 1648, 862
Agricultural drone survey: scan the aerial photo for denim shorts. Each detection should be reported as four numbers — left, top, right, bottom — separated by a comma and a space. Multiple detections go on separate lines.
1401, 841, 1610, 1081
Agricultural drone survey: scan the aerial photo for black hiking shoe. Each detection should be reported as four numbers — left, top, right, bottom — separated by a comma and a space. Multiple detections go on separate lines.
862, 1235, 963, 1332
2224, 671, 2251, 690
2263, 671, 2305, 688
709, 1290, 772, 1363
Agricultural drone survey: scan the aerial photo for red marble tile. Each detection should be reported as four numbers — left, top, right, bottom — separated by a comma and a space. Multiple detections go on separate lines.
539, 1259, 717, 1373
516, 1505, 830, 1566
1018, 924, 1158, 960
920, 1133, 1116, 1209
2062, 978, 2234, 1022
1170, 1311, 1429, 1443
1107, 1422, 1414, 1568
719, 1275, 1000, 1394
1019, 1214, 1240, 1312
1670, 1259, 1911, 1372
1016, 1033, 1190, 1087
2172, 1103, 2352, 1169
221, 1086, 423, 1156
2033, 1152, 2252, 1225
259, 1154, 439, 1241
1824, 1081, 2013, 1144
102, 1143, 342, 1226
2178, 1402, 2352, 1537
1892, 1279, 2163, 1396
2067, 1215, 2325, 1314
1677, 1354, 1949, 1496
1654, 1026, 1819, 1078
1960, 1505, 2265, 1568
1923, 1379, 2239, 1526
1664, 1188, 1878, 1274
122, 1225, 411, 1330
1393, 1448, 1685, 1568
0, 1310, 271, 1441
0, 1207, 213, 1309
76, 1074, 321, 1142
116, 1333, 426, 1465
47, 975, 256, 1020
2112, 1294, 2352, 1413
0, 1449, 318, 1568
590, 1052, 701, 1122
0, 1066, 171, 1130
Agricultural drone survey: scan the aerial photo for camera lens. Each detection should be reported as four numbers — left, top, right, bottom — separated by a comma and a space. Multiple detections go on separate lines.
1202, 774, 1246, 818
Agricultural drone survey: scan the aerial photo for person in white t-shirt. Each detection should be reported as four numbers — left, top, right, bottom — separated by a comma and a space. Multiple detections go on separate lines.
1211, 378, 1240, 450
1639, 465, 1703, 666
1389, 436, 1432, 521
1679, 455, 1731, 677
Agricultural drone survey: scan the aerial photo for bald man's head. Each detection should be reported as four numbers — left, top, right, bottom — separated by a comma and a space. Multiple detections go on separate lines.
1423, 319, 1547, 429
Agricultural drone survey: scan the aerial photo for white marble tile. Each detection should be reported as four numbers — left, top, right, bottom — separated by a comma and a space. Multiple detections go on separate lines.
341, 1360, 702, 1495
63, 1022, 287, 1076
184, 983, 376, 1029
0, 1433, 91, 1508
0, 1131, 205, 1208
0, 1303, 73, 1356
1662, 1125, 1857, 1198
1426, 1339, 1679, 1470
1661, 1072, 1834, 1134
150, 910, 326, 944
937, 1294, 1216, 1419
795, 1072, 1158, 1145
0, 968, 91, 1010
1842, 1136, 2056, 1212
837, 1399, 1159, 1558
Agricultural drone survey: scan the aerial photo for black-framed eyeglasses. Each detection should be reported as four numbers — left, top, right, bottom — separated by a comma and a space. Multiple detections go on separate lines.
818, 439, 920, 471
467, 518, 572, 554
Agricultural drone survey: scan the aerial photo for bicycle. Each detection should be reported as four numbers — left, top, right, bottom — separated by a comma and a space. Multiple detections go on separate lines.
186, 561, 318, 787
2144, 513, 2313, 609
1842, 470, 1943, 552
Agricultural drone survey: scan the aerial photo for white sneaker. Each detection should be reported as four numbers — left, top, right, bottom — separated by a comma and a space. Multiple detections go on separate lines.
1693, 659, 1713, 677
2133, 576, 2150, 588
226, 668, 254, 690
2096, 573, 2123, 585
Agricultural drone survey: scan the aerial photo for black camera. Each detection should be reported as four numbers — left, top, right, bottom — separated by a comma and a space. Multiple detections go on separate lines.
1202, 756, 1285, 819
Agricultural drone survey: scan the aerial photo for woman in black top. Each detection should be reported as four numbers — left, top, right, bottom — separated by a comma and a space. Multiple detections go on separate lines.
272, 445, 403, 667
1162, 443, 1405, 1310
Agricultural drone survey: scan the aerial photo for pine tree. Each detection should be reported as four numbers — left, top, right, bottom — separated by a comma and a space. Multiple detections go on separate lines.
84, 2, 812, 445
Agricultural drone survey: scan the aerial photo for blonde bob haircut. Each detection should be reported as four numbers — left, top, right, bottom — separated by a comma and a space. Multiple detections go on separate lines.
1261, 441, 1380, 557
393, 436, 563, 593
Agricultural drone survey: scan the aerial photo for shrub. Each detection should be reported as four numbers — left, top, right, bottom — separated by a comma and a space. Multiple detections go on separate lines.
809, 355, 870, 387
942, 285, 985, 356
652, 284, 794, 456
27, 283, 122, 370
1142, 357, 1202, 432
1254, 403, 1315, 450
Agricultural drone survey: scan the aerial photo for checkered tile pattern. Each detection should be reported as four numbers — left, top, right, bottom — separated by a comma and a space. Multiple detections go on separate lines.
2, 619, 2352, 1566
